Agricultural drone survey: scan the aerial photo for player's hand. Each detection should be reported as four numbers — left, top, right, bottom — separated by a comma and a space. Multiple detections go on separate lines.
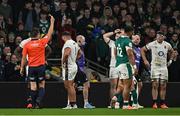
114, 29, 121, 34
20, 67, 24, 76
133, 68, 138, 76
49, 14, 55, 23
144, 60, 150, 68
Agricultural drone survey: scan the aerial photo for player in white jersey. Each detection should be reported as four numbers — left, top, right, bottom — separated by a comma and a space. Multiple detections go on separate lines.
103, 29, 125, 108
61, 31, 81, 109
141, 31, 174, 109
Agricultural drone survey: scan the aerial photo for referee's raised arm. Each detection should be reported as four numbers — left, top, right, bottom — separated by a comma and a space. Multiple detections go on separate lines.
46, 14, 55, 41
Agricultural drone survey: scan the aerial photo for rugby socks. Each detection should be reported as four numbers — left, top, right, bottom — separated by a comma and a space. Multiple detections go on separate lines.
30, 90, 37, 105
27, 88, 32, 104
123, 100, 129, 106
131, 90, 138, 104
36, 87, 45, 105
153, 99, 157, 104
84, 99, 89, 105
160, 99, 165, 105
115, 93, 123, 106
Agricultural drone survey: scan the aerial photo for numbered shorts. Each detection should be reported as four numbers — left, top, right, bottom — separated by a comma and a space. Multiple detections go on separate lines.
28, 65, 46, 82
109, 67, 118, 79
62, 65, 78, 81
115, 63, 133, 80
151, 67, 168, 81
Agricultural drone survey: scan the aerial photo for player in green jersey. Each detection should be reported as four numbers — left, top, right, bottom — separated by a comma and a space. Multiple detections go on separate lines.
111, 26, 137, 110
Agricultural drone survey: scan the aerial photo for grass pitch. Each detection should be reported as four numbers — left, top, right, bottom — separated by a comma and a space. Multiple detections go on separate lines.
0, 108, 180, 115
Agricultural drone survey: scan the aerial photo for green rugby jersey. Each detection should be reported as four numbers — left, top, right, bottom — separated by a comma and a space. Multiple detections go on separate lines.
115, 36, 133, 66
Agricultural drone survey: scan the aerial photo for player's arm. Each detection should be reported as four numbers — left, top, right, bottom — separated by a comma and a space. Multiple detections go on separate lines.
103, 32, 114, 43
20, 47, 27, 76
76, 49, 82, 60
126, 47, 137, 75
167, 47, 174, 66
62, 47, 71, 64
103, 29, 121, 43
46, 14, 55, 41
141, 46, 150, 68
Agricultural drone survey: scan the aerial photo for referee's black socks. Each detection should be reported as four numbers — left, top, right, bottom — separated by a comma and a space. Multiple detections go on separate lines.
36, 87, 45, 105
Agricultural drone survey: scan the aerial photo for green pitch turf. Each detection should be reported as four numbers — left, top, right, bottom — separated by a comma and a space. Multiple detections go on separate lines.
0, 108, 180, 115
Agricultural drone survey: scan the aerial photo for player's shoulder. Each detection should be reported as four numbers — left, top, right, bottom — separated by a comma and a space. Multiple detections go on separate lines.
19, 38, 31, 48
163, 41, 171, 46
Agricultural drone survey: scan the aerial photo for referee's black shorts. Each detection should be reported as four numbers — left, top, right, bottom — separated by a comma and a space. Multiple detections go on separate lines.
28, 65, 46, 82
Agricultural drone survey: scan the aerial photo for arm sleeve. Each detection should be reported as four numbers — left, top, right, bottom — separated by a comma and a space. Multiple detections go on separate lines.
145, 42, 153, 50
125, 40, 133, 50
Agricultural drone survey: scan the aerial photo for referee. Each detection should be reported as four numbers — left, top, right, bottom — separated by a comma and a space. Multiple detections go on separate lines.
20, 15, 55, 108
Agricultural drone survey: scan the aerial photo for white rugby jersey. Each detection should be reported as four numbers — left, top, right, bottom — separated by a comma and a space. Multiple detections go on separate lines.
108, 39, 116, 67
62, 39, 80, 67
146, 40, 172, 67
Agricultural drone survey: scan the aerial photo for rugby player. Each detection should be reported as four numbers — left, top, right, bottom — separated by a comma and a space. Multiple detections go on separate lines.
141, 31, 174, 109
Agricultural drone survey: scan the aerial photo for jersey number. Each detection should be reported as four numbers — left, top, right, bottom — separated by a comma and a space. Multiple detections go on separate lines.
117, 46, 123, 57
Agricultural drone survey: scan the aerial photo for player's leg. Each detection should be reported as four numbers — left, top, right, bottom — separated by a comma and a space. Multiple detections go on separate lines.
122, 78, 132, 109
137, 81, 144, 108
83, 81, 95, 108
121, 64, 133, 109
25, 66, 32, 108
160, 79, 168, 108
110, 66, 123, 109
35, 65, 46, 108
152, 78, 159, 109
64, 80, 77, 108
28, 67, 37, 108
109, 67, 118, 99
131, 77, 138, 109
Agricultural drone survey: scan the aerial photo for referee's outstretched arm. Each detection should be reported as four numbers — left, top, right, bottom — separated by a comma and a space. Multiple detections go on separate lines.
46, 14, 55, 41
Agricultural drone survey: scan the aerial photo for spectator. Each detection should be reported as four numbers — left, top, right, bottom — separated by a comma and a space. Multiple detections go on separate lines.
5, 54, 22, 81
6, 32, 16, 52
1, 46, 11, 62
18, 0, 37, 32
69, 0, 79, 27
0, 36, 5, 56
90, 71, 101, 83
38, 10, 50, 35
15, 36, 22, 48
57, 18, 76, 49
0, 14, 7, 31
100, 6, 113, 26
169, 33, 180, 51
0, 55, 5, 81
91, 1, 102, 18
0, 0, 12, 22
15, 22, 29, 39
34, 0, 41, 21
77, 7, 91, 35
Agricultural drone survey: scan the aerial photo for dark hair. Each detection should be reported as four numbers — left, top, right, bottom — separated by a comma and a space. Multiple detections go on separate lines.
62, 31, 71, 36
157, 31, 164, 36
31, 27, 40, 38
91, 71, 101, 81
124, 26, 134, 33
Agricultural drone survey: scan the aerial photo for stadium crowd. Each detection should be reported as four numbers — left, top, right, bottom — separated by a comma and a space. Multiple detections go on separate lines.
0, 0, 179, 82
